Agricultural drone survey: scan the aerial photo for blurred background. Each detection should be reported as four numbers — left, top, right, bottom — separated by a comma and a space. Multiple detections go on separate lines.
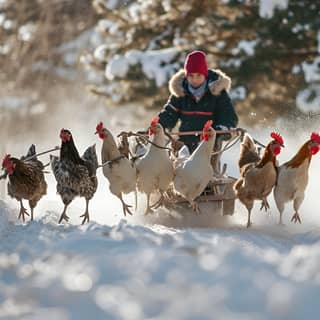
1, 0, 320, 120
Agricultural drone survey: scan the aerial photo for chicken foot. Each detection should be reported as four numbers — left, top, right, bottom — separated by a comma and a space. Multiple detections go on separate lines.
119, 194, 133, 216
18, 200, 30, 222
58, 204, 70, 224
291, 212, 302, 224
260, 198, 270, 212
150, 192, 172, 210
80, 199, 90, 224
190, 201, 200, 215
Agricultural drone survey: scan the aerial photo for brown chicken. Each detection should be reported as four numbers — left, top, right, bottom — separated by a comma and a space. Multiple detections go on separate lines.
51, 129, 98, 224
274, 132, 320, 224
234, 132, 284, 227
1, 144, 47, 222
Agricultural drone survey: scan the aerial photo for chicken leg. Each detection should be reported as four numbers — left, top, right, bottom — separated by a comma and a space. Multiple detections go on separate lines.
18, 200, 29, 222
144, 193, 154, 215
80, 198, 90, 224
29, 199, 38, 221
58, 204, 70, 223
245, 201, 254, 228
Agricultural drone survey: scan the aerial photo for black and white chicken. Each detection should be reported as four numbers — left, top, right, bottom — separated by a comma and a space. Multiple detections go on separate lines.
51, 129, 98, 224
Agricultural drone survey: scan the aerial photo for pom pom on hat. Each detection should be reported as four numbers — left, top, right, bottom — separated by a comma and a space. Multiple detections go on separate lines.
184, 51, 208, 78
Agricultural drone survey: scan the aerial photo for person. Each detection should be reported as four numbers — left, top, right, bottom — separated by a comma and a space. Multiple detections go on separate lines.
158, 50, 238, 154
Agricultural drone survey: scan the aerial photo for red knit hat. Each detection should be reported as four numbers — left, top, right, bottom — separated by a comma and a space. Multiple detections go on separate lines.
184, 50, 208, 78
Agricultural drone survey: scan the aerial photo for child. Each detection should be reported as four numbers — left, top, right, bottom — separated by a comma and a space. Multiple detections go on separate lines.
158, 50, 238, 153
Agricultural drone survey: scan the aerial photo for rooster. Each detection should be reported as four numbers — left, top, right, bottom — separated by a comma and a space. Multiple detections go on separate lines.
234, 132, 284, 227
1, 144, 47, 222
135, 117, 174, 214
95, 122, 136, 216
173, 120, 216, 214
51, 129, 98, 224
274, 132, 320, 224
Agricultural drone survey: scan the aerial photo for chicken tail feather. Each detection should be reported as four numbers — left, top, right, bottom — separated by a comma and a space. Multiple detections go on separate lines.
21, 144, 36, 160
238, 133, 260, 171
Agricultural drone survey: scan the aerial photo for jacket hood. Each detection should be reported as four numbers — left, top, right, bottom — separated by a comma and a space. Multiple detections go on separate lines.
168, 69, 231, 97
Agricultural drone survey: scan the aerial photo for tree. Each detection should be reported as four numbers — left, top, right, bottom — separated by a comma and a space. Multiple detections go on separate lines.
84, 0, 320, 124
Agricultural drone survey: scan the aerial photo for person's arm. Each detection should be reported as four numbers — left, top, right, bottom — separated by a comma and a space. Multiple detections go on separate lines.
214, 90, 238, 129
158, 95, 181, 130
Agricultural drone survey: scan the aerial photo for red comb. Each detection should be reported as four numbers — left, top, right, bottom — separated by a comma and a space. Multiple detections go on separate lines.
150, 117, 159, 126
270, 132, 284, 145
311, 132, 320, 144
203, 120, 213, 132
2, 154, 11, 168
201, 120, 213, 141
96, 122, 103, 132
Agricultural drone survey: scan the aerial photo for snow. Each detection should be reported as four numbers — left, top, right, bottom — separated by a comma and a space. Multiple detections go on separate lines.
296, 85, 320, 113
301, 57, 320, 83
230, 86, 247, 100
296, 57, 320, 113
2, 115, 320, 319
18, 23, 37, 42
231, 39, 258, 57
105, 48, 179, 87
259, 0, 289, 19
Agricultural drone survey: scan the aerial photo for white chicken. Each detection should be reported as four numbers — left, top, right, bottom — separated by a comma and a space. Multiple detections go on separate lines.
135, 117, 174, 215
274, 132, 320, 224
173, 120, 216, 213
95, 122, 137, 216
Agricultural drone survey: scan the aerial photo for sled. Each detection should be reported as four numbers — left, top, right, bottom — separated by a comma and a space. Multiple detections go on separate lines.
125, 128, 244, 217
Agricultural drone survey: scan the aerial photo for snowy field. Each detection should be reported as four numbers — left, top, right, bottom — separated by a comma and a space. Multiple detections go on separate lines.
1, 103, 320, 320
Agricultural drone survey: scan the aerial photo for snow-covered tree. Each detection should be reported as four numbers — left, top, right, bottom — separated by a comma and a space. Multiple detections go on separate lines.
84, 0, 320, 123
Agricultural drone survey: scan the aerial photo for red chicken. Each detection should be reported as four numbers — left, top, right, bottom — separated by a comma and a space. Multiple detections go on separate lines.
51, 129, 98, 224
234, 132, 284, 227
1, 144, 47, 222
274, 132, 320, 224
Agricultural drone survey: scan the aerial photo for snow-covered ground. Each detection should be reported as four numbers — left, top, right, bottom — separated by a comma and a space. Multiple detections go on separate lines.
1, 99, 320, 319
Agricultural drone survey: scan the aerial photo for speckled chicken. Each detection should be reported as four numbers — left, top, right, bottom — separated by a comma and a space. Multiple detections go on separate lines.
234, 132, 284, 227
51, 129, 98, 224
274, 132, 320, 224
173, 120, 216, 214
135, 117, 174, 214
95, 122, 137, 216
1, 144, 47, 222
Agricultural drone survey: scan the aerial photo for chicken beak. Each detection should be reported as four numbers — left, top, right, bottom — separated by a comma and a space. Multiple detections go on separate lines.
94, 131, 98, 135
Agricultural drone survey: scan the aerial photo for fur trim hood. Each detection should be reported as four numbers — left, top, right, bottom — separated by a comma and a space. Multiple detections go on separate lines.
168, 69, 231, 97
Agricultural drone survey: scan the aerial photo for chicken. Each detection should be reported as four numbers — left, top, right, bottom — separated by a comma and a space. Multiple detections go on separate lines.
172, 120, 216, 214
234, 132, 284, 227
95, 122, 136, 216
274, 132, 320, 225
1, 144, 47, 222
135, 117, 174, 214
51, 129, 98, 224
